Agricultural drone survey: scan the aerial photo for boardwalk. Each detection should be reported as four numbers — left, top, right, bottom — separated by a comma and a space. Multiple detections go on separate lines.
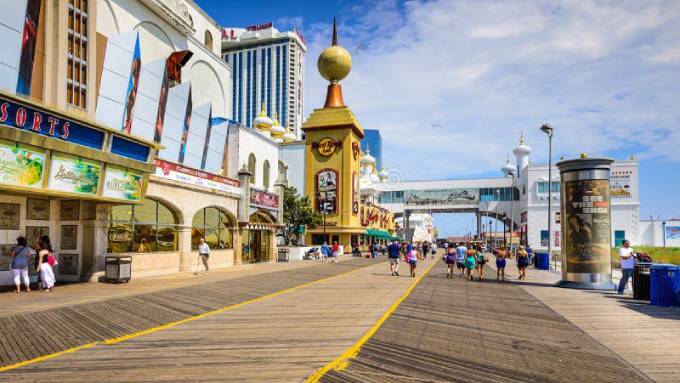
0, 255, 677, 382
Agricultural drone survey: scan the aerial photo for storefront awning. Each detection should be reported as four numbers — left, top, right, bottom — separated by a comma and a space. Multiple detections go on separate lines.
365, 229, 392, 239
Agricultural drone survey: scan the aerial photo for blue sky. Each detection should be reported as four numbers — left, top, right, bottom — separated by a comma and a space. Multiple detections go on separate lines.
197, 0, 680, 236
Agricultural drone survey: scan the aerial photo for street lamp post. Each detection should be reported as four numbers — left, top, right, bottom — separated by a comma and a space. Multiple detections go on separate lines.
495, 189, 500, 248
539, 124, 554, 269
509, 171, 516, 256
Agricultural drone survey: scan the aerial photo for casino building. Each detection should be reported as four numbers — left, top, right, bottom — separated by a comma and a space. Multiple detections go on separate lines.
0, 0, 286, 285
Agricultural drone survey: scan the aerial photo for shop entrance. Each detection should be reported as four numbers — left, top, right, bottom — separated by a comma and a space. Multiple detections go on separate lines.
242, 229, 271, 263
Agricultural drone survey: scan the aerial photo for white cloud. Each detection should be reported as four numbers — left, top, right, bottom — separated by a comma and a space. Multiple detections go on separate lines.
302, 0, 680, 180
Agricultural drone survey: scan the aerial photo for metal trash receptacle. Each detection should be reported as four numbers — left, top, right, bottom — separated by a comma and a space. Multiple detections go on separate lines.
536, 252, 550, 270
650, 264, 680, 307
105, 255, 132, 283
277, 248, 290, 263
633, 262, 652, 300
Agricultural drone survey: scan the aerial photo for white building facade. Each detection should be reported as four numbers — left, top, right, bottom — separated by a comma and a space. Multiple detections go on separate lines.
221, 23, 306, 138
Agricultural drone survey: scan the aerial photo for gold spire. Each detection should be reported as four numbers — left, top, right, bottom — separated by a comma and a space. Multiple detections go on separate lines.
519, 131, 525, 145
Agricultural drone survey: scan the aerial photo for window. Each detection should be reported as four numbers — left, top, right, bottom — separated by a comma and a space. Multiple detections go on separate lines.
67, 0, 89, 108
108, 199, 179, 253
248, 153, 256, 184
537, 181, 560, 194
263, 160, 270, 189
278, 161, 287, 183
204, 30, 213, 50
192, 207, 234, 250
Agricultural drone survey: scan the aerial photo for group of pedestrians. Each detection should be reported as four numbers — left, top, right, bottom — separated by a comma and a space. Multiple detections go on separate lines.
386, 240, 428, 278
441, 242, 530, 282
8, 235, 57, 293
320, 241, 340, 262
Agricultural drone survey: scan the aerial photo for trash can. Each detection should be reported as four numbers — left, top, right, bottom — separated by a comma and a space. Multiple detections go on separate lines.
105, 255, 132, 283
633, 262, 652, 300
650, 264, 680, 307
536, 252, 550, 270
277, 248, 290, 263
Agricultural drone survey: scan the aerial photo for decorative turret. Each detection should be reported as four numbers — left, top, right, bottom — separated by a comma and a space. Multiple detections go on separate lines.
253, 104, 273, 135
501, 156, 515, 176
282, 126, 296, 143
360, 147, 376, 171
512, 131, 531, 173
317, 17, 352, 108
378, 166, 389, 182
270, 113, 285, 143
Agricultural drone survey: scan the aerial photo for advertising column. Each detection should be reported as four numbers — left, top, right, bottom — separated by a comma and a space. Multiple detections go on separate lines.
557, 157, 615, 289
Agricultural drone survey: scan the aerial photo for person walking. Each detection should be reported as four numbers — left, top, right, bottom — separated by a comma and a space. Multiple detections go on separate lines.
516, 245, 529, 280
407, 246, 418, 277
387, 240, 401, 276
464, 246, 477, 281
422, 242, 429, 261
372, 241, 379, 258
617, 239, 635, 294
430, 242, 437, 259
36, 238, 55, 292
475, 245, 487, 281
10, 237, 31, 293
332, 241, 340, 262
321, 241, 330, 263
198, 237, 210, 274
495, 247, 507, 281
455, 242, 467, 277
444, 242, 457, 278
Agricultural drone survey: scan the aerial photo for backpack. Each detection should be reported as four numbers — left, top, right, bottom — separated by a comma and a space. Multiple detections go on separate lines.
47, 252, 57, 266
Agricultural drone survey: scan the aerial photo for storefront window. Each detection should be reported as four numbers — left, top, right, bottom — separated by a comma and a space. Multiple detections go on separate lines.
108, 199, 179, 253
192, 207, 234, 250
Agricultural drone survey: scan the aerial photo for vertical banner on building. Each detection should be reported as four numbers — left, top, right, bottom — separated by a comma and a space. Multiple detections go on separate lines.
178, 88, 192, 164
154, 66, 169, 144
563, 179, 611, 274
201, 107, 213, 169
121, 35, 141, 134
16, 0, 41, 96
352, 172, 358, 215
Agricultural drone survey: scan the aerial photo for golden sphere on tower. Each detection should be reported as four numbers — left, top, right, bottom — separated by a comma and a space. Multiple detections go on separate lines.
317, 45, 352, 82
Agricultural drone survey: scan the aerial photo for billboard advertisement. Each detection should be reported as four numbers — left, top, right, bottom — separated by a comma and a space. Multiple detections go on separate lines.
666, 226, 680, 247
0, 140, 45, 189
404, 188, 478, 205
562, 179, 611, 274
16, 0, 41, 96
47, 153, 100, 195
610, 169, 632, 198
122, 35, 141, 134
102, 166, 143, 201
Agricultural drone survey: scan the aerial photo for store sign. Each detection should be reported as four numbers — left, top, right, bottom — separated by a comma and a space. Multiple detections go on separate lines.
0, 141, 45, 189
317, 138, 339, 156
153, 158, 240, 194
404, 188, 478, 205
245, 22, 272, 32
47, 153, 100, 195
611, 169, 632, 198
102, 166, 143, 201
250, 189, 279, 209
0, 94, 105, 149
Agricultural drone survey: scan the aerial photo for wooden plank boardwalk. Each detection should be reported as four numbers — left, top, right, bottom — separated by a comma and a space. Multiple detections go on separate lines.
319, 261, 652, 383
0, 257, 381, 370
0, 257, 427, 382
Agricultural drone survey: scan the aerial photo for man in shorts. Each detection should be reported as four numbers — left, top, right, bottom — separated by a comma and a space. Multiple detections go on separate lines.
387, 240, 401, 276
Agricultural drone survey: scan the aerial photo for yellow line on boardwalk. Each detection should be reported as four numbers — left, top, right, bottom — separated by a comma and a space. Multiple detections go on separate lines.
0, 262, 371, 373
305, 258, 439, 383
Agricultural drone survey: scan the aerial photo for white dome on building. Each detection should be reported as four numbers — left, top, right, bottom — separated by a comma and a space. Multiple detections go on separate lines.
501, 157, 516, 176
360, 148, 376, 166
253, 105, 273, 131
512, 132, 532, 157
282, 127, 296, 143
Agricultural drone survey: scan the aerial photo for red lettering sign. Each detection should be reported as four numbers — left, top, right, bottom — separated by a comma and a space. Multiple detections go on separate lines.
61, 121, 70, 139
15, 107, 26, 127
47, 116, 58, 135
31, 112, 42, 132
245, 22, 272, 32
0, 102, 8, 122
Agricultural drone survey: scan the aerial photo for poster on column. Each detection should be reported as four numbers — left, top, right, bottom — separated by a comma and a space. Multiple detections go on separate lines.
562, 179, 611, 274
0, 140, 45, 189
122, 36, 141, 133
47, 153, 100, 195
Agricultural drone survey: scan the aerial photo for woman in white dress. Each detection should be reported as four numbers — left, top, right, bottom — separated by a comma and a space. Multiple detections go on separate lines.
36, 238, 55, 292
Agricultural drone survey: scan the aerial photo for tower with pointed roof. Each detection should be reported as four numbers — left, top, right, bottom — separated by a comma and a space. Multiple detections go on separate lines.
302, 18, 368, 248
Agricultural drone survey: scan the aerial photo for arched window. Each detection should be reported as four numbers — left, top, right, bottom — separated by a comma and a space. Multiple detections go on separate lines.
204, 30, 213, 50
248, 153, 256, 184
192, 207, 235, 250
108, 199, 179, 253
263, 160, 270, 189
278, 160, 287, 183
